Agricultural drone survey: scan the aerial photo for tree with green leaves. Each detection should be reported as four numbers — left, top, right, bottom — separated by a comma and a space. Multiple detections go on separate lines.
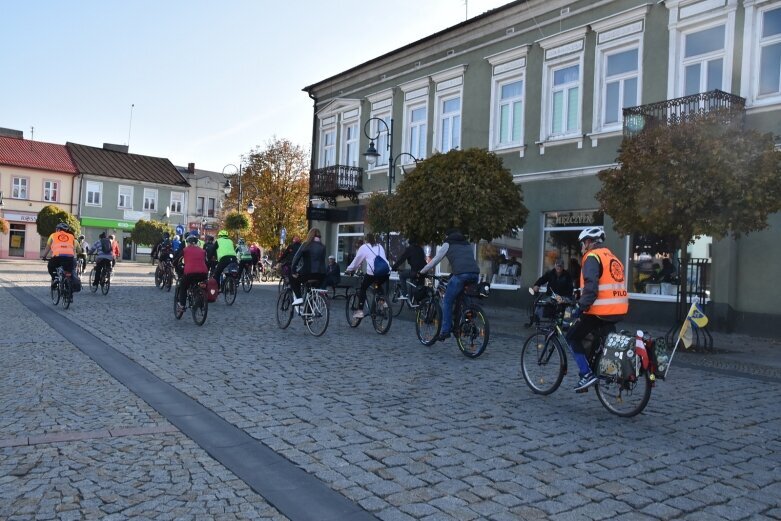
387, 148, 528, 244
233, 137, 309, 253
223, 211, 250, 239
36, 205, 80, 237
597, 112, 781, 307
130, 219, 172, 246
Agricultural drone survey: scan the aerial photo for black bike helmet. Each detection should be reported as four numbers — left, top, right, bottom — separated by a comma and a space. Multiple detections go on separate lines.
56, 222, 70, 231
186, 235, 199, 244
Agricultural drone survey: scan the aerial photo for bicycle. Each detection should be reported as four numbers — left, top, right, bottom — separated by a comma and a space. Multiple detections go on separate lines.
519, 288, 653, 417
345, 273, 392, 335
89, 263, 112, 295
155, 254, 175, 291
415, 275, 490, 358
240, 264, 253, 293
174, 278, 209, 325
46, 260, 74, 310
260, 259, 279, 282
218, 262, 240, 305
276, 280, 330, 336
389, 274, 429, 317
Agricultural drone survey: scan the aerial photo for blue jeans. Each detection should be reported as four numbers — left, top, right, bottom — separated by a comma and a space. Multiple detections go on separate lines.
442, 272, 479, 334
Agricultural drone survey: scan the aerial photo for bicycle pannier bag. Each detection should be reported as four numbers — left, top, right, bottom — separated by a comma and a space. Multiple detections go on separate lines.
71, 271, 82, 293
206, 278, 219, 302
649, 336, 671, 379
372, 248, 390, 277
598, 333, 638, 380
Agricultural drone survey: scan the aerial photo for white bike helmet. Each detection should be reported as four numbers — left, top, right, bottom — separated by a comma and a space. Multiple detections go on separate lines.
578, 227, 605, 243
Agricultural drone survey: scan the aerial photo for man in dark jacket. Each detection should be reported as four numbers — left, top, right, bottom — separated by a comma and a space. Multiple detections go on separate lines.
420, 229, 480, 341
532, 259, 574, 297
392, 239, 426, 299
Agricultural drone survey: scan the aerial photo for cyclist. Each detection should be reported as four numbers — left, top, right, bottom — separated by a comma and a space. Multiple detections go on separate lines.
290, 228, 326, 306
249, 242, 261, 276
109, 234, 120, 269
532, 258, 574, 297
419, 229, 480, 342
345, 233, 389, 319
177, 234, 209, 313
212, 230, 237, 285
155, 232, 173, 269
204, 235, 217, 272
566, 227, 628, 391
236, 238, 254, 280
42, 223, 76, 281
77, 235, 90, 274
277, 236, 302, 283
392, 238, 426, 300
91, 232, 115, 287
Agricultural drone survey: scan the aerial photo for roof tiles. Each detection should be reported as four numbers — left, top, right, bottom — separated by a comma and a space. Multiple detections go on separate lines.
0, 136, 77, 174
67, 142, 189, 187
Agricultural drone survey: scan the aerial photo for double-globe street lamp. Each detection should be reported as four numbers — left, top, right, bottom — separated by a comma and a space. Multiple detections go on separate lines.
222, 163, 258, 215
363, 117, 418, 252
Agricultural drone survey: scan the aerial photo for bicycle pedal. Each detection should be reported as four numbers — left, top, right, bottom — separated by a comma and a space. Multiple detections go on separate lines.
575, 387, 589, 394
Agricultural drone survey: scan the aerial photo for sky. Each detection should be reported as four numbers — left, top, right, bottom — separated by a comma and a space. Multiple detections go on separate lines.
2, 0, 515, 173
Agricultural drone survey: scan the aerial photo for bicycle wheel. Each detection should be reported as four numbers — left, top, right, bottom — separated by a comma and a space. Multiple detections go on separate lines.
372, 295, 392, 335
61, 279, 72, 309
261, 271, 269, 282
241, 271, 252, 292
456, 304, 489, 358
345, 292, 363, 328
101, 272, 110, 295
276, 289, 294, 329
164, 269, 173, 292
223, 277, 237, 305
415, 298, 442, 346
594, 358, 653, 417
174, 285, 184, 319
89, 268, 98, 293
191, 288, 208, 326
304, 292, 330, 337
154, 266, 163, 288
390, 283, 406, 317
520, 332, 566, 395
50, 279, 60, 305
277, 277, 286, 294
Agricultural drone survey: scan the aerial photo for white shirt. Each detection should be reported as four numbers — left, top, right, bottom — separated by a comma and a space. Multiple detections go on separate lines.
346, 243, 387, 276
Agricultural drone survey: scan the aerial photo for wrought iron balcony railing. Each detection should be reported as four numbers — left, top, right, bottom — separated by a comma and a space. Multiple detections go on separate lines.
310, 164, 363, 206
623, 89, 745, 138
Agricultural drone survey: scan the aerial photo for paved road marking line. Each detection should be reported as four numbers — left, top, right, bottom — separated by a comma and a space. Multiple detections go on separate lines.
0, 425, 179, 448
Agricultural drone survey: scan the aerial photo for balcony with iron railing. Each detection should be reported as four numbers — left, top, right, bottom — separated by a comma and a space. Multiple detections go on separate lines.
310, 164, 363, 206
623, 89, 745, 138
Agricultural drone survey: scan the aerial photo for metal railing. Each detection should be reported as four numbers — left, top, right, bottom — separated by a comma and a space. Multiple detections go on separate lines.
310, 165, 363, 205
623, 89, 745, 138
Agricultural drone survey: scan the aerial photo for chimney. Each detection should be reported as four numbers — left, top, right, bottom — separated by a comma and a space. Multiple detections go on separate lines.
188, 162, 195, 173
0, 128, 24, 139
103, 143, 129, 153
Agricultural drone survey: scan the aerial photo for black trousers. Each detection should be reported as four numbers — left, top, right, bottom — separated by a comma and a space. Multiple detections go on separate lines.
291, 273, 325, 299
94, 258, 112, 285
48, 256, 74, 279
179, 273, 208, 306
213, 256, 237, 283
359, 274, 389, 306
565, 313, 616, 354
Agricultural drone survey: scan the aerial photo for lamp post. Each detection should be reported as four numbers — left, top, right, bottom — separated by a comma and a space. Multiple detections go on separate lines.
222, 163, 258, 215
363, 117, 419, 251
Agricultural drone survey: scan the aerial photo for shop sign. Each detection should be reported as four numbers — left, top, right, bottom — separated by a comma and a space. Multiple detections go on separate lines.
80, 216, 135, 230
307, 207, 330, 221
546, 211, 604, 228
4, 212, 37, 223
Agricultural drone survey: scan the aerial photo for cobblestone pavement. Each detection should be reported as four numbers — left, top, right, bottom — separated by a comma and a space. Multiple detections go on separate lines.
2, 261, 780, 520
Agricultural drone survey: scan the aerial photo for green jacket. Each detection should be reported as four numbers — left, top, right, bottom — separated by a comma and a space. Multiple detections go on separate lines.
216, 237, 236, 261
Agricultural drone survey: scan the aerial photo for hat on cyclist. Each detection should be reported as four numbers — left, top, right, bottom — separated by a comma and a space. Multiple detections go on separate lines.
186, 235, 199, 244
328, 255, 335, 260
174, 235, 180, 241
578, 227, 605, 243
55, 222, 70, 231
218, 230, 229, 238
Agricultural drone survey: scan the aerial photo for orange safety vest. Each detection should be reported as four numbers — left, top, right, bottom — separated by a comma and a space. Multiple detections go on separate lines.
49, 231, 76, 257
580, 247, 628, 316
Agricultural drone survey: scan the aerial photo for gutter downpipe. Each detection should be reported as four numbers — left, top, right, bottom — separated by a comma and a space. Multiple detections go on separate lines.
306, 89, 318, 232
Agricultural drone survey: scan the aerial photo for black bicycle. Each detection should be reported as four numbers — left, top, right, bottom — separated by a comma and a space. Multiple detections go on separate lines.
174, 278, 208, 325
46, 262, 74, 310
89, 263, 112, 295
220, 262, 240, 305
155, 254, 175, 291
345, 274, 392, 334
520, 289, 652, 417
390, 275, 429, 316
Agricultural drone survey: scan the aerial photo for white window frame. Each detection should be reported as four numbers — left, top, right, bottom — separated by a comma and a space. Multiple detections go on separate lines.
665, 0, 737, 100
170, 191, 184, 214
366, 91, 393, 172
595, 41, 642, 132
487, 45, 529, 155
546, 58, 583, 139
742, 0, 781, 109
431, 68, 464, 154
43, 179, 59, 202
320, 127, 336, 167
341, 120, 359, 167
118, 185, 133, 209
143, 188, 158, 212
680, 23, 727, 95
400, 77, 430, 163
86, 180, 102, 207
11, 177, 29, 199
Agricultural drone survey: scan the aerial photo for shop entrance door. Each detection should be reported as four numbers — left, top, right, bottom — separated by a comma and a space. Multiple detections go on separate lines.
122, 238, 132, 260
9, 224, 25, 257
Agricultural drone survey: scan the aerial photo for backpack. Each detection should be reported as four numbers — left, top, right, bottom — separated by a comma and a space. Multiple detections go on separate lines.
372, 246, 390, 277
100, 237, 112, 255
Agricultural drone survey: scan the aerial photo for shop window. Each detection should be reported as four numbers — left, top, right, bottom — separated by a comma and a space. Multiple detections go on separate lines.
478, 231, 523, 286
336, 223, 365, 272
542, 211, 604, 283
629, 233, 711, 298
9, 223, 25, 257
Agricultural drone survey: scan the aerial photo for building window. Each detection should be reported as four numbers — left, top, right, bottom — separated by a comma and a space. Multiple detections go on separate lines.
43, 180, 59, 202
320, 128, 335, 167
477, 231, 523, 286
542, 210, 604, 282
170, 191, 184, 214
406, 102, 427, 160
336, 222, 365, 272
196, 196, 205, 216
494, 78, 524, 148
600, 47, 639, 128
759, 6, 781, 96
629, 233, 711, 299
9, 223, 26, 257
143, 188, 158, 211
11, 177, 28, 199
437, 94, 461, 152
207, 197, 216, 217
86, 180, 102, 206
369, 112, 390, 167
118, 185, 133, 209
342, 122, 359, 167
550, 63, 581, 137
682, 24, 725, 95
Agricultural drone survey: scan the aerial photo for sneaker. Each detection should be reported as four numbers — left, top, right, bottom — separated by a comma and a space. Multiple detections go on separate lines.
574, 372, 598, 391
437, 331, 451, 342
291, 297, 303, 306
176, 303, 185, 313
353, 309, 365, 319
